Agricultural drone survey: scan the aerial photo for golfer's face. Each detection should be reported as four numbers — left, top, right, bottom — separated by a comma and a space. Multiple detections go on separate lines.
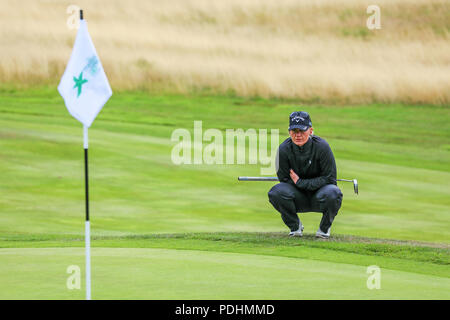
289, 128, 312, 147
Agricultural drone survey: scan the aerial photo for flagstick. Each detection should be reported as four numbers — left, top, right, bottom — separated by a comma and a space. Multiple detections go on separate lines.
78, 9, 91, 301
83, 125, 91, 300
59, 7, 111, 299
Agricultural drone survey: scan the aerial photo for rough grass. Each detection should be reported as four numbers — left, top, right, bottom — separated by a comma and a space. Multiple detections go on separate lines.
1, 0, 449, 104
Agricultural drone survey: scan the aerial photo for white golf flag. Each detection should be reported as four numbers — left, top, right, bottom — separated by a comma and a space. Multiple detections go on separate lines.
58, 20, 112, 127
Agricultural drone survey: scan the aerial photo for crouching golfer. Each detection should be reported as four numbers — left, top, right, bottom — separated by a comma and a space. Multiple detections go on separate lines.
268, 111, 343, 239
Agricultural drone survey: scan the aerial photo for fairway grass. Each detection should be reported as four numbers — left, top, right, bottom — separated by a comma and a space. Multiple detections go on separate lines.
0, 88, 449, 242
0, 88, 449, 299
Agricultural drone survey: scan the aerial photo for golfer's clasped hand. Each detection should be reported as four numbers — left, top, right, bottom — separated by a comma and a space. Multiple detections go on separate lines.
290, 169, 299, 184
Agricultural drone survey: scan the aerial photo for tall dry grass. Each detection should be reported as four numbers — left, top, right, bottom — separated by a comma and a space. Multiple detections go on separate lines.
0, 0, 449, 104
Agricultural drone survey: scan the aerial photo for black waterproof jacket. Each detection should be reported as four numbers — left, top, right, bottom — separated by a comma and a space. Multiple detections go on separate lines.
276, 135, 337, 191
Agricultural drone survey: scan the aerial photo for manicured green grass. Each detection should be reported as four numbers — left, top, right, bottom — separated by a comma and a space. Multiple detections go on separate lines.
0, 87, 449, 241
0, 233, 449, 299
1, 247, 449, 300
0, 86, 448, 299
1, 233, 448, 277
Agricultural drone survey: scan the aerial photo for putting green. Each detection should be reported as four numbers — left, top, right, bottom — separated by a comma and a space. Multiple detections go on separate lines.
0, 248, 448, 300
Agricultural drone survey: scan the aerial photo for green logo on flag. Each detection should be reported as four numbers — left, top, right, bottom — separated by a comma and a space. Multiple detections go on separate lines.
84, 56, 99, 75
73, 72, 88, 97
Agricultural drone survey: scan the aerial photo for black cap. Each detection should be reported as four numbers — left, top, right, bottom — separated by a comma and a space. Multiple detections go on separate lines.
289, 111, 312, 131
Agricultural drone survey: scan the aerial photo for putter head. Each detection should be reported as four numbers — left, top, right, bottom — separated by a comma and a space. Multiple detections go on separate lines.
353, 179, 358, 194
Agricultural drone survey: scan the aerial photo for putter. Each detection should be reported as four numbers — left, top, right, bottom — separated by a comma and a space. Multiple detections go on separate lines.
238, 177, 358, 194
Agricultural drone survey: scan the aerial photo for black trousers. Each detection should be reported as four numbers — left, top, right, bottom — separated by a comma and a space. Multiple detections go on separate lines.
268, 182, 343, 232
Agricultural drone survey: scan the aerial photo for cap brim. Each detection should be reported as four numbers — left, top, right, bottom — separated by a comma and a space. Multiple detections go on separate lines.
289, 125, 309, 131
